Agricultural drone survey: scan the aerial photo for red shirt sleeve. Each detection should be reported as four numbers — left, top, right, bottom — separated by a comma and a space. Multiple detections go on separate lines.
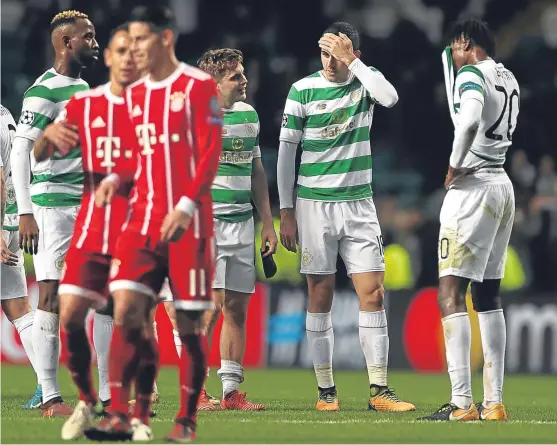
183, 78, 222, 203
55, 96, 80, 127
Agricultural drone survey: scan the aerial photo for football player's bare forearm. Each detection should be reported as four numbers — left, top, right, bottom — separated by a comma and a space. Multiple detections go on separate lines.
11, 137, 34, 215
251, 159, 273, 226
348, 58, 398, 108
277, 140, 297, 209
33, 134, 53, 163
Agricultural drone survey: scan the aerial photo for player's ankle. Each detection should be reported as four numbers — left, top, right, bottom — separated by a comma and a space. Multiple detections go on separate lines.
369, 384, 388, 397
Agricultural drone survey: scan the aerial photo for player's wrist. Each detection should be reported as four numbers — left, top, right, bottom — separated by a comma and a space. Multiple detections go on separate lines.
101, 173, 121, 188
175, 196, 196, 217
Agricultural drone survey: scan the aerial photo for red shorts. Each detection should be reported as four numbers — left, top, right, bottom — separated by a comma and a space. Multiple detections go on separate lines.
59, 249, 112, 309
108, 230, 214, 311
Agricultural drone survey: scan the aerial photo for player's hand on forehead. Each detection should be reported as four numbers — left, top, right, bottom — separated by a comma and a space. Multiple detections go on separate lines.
318, 32, 354, 58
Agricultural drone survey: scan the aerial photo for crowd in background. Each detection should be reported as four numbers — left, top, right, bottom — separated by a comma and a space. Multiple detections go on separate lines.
2, 0, 556, 291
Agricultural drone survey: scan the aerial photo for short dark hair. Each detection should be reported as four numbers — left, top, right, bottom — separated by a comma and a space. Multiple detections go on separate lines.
50, 10, 89, 33
448, 18, 495, 57
128, 5, 176, 33
108, 23, 128, 44
323, 21, 360, 51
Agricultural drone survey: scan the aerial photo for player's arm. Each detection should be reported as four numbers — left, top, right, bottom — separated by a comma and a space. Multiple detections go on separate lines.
348, 59, 398, 108
318, 32, 398, 107
161, 79, 223, 242
177, 78, 223, 214
449, 67, 486, 169
251, 124, 277, 256
12, 86, 59, 216
277, 85, 305, 252
0, 125, 18, 265
33, 99, 80, 162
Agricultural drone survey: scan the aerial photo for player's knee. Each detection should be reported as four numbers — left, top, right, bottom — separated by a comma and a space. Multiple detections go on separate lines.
438, 276, 468, 317
307, 274, 335, 311
358, 282, 385, 311
222, 295, 248, 327
471, 280, 502, 312
1, 298, 32, 322
38, 281, 60, 313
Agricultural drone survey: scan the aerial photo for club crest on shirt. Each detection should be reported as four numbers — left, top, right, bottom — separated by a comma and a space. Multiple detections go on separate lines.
350, 88, 362, 103
232, 137, 244, 151
170, 92, 186, 112
317, 103, 327, 111
331, 108, 349, 124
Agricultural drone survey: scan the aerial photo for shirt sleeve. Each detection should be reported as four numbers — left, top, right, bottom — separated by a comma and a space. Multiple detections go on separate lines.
182, 77, 223, 205
455, 65, 486, 107
15, 86, 59, 142
279, 85, 305, 144
252, 111, 261, 159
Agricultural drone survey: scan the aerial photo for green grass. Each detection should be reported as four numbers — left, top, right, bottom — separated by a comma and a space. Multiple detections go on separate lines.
1, 365, 556, 443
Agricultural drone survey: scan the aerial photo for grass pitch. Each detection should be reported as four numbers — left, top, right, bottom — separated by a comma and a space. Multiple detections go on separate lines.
1, 365, 556, 443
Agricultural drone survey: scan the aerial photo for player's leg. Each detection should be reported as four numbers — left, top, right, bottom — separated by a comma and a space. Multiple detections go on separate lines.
31, 206, 77, 417
297, 200, 339, 411
471, 279, 507, 420
165, 236, 213, 442
85, 235, 163, 441
93, 302, 114, 407
343, 198, 415, 412
473, 182, 514, 421
1, 230, 41, 408
419, 186, 499, 421
216, 218, 263, 411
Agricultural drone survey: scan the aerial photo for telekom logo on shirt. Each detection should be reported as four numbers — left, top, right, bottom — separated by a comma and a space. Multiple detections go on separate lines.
135, 123, 182, 155
135, 123, 156, 155
96, 136, 132, 167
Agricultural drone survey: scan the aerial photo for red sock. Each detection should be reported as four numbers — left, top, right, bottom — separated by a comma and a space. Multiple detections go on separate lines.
133, 336, 159, 424
108, 325, 142, 415
177, 334, 208, 423
62, 328, 97, 405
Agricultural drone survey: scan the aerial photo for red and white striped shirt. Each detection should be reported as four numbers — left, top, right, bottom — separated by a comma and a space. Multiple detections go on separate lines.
122, 63, 222, 238
64, 83, 139, 255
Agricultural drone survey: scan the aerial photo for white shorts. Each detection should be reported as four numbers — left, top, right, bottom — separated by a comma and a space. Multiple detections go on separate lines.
438, 174, 515, 282
32, 205, 79, 281
159, 278, 173, 302
212, 218, 255, 294
296, 198, 385, 275
1, 230, 28, 300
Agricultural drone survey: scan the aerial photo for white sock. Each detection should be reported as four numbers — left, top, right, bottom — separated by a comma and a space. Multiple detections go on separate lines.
13, 311, 41, 382
306, 312, 335, 389
173, 329, 182, 358
33, 310, 61, 403
93, 313, 113, 402
217, 360, 243, 398
478, 309, 506, 407
151, 321, 159, 394
359, 310, 389, 387
442, 312, 472, 409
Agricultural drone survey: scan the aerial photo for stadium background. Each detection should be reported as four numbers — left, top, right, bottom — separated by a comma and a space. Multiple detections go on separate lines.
1, 0, 556, 376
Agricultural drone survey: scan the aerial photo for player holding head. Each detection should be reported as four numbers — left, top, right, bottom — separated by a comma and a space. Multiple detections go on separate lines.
277, 21, 415, 412
198, 49, 276, 411
86, 6, 222, 442
10, 10, 99, 417
419, 19, 517, 422
31, 24, 159, 439
0, 104, 42, 409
